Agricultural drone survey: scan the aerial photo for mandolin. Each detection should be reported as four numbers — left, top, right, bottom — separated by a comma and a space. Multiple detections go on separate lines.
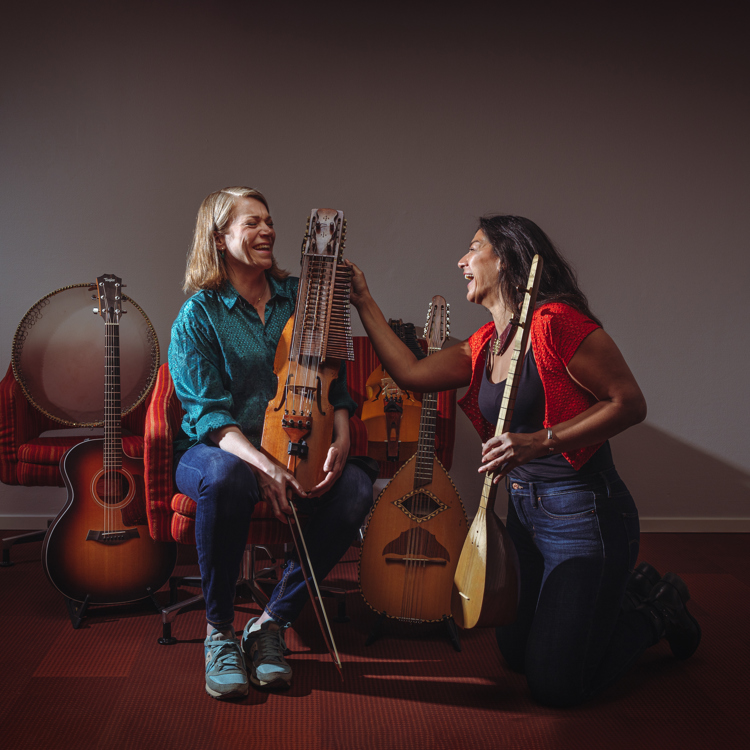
359, 297, 467, 630
452, 255, 542, 629
42, 275, 177, 609
361, 320, 423, 464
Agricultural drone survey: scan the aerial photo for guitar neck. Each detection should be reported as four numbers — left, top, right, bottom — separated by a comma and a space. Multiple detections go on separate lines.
104, 321, 122, 469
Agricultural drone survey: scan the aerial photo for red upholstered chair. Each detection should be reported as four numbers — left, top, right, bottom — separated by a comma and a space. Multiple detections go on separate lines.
0, 363, 149, 565
142, 362, 369, 643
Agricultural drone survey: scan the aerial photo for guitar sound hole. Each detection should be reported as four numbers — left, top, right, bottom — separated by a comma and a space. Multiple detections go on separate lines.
400, 492, 441, 518
95, 471, 130, 506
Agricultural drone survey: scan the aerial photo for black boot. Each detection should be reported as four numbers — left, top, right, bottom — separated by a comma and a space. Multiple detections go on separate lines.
641, 572, 701, 659
622, 562, 662, 612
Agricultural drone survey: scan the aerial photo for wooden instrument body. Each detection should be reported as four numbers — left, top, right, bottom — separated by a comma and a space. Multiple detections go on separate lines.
359, 454, 466, 621
42, 439, 177, 604
260, 208, 354, 494
41, 273, 176, 605
261, 315, 340, 492
359, 296, 467, 623
451, 504, 519, 628
361, 366, 422, 463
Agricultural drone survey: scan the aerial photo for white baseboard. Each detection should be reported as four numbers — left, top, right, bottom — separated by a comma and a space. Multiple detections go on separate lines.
490, 516, 750, 533
0, 515, 55, 530
638, 517, 750, 532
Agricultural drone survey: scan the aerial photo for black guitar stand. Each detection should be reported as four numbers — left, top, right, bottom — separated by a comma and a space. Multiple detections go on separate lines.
366, 611, 461, 652
63, 587, 162, 630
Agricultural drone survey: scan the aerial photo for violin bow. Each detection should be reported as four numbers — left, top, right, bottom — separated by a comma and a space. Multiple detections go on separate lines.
287, 501, 344, 680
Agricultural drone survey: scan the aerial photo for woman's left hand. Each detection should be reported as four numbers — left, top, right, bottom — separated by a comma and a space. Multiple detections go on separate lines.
479, 431, 545, 483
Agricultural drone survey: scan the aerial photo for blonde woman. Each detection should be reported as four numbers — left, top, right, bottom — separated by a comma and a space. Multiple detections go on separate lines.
169, 187, 372, 699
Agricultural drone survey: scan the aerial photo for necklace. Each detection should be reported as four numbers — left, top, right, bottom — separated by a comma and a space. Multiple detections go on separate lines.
491, 319, 516, 356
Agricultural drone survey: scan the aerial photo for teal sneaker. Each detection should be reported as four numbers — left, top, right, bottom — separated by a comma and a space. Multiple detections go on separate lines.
204, 628, 248, 699
241, 617, 292, 690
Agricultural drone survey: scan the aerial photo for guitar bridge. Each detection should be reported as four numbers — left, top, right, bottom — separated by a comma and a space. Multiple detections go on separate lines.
86, 529, 140, 545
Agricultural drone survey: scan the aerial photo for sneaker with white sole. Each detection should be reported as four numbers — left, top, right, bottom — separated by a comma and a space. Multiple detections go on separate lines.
241, 617, 292, 690
204, 628, 248, 699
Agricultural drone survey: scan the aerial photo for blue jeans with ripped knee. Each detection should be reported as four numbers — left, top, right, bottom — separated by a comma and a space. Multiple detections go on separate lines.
496, 467, 655, 707
175, 443, 373, 629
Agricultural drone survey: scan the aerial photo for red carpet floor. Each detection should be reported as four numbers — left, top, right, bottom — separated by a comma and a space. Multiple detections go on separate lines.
1, 532, 749, 750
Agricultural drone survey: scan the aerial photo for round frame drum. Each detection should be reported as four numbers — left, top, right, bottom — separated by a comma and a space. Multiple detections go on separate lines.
12, 284, 160, 426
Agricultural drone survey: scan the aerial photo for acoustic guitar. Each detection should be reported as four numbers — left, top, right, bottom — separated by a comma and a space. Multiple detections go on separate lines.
42, 274, 176, 610
359, 297, 467, 634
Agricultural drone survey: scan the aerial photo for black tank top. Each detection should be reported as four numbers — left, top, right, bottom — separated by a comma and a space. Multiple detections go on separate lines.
478, 347, 613, 481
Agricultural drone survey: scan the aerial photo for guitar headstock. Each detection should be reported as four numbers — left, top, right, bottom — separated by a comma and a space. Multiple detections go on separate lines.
91, 274, 126, 324
423, 295, 449, 351
301, 208, 346, 260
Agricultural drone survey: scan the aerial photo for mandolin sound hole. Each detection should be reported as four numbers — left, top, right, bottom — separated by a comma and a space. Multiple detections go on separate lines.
397, 491, 443, 519
94, 471, 131, 506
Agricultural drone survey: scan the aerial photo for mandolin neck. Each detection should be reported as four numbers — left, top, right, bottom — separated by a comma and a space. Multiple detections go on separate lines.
104, 320, 122, 470
413, 349, 439, 489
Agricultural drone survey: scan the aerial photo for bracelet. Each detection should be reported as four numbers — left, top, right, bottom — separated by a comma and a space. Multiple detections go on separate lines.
547, 428, 556, 453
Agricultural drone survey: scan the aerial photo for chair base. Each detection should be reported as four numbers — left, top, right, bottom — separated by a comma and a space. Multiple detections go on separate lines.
158, 544, 351, 643
0, 525, 50, 567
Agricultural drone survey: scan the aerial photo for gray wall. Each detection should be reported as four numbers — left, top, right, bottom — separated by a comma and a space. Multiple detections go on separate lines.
2, 1, 748, 529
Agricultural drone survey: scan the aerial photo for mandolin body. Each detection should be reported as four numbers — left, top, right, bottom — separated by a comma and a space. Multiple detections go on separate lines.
42, 439, 177, 605
359, 454, 467, 622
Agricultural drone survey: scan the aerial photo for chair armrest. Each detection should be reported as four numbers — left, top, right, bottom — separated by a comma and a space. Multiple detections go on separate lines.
0, 363, 58, 485
143, 364, 183, 542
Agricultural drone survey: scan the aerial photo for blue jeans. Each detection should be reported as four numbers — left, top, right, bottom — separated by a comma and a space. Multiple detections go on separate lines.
175, 443, 373, 629
496, 467, 655, 707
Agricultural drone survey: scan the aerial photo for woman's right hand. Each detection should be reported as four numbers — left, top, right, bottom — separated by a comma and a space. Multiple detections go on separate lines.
343, 260, 370, 308
253, 462, 307, 523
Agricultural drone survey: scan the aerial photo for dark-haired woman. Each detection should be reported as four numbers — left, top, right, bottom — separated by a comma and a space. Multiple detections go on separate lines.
347, 216, 700, 707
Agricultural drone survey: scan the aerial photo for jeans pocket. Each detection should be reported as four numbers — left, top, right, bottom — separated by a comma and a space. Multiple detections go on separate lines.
538, 489, 597, 519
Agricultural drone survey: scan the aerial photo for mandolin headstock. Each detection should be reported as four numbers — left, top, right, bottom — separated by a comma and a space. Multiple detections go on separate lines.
423, 296, 449, 353
301, 208, 346, 260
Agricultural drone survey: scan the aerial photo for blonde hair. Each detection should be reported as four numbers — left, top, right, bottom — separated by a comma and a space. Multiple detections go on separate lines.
183, 186, 290, 293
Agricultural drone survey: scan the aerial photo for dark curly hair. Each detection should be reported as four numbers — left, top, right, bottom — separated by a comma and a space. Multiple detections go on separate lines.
477, 215, 601, 326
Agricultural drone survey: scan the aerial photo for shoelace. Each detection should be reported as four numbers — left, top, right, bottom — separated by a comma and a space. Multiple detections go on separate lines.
206, 639, 244, 673
253, 628, 288, 664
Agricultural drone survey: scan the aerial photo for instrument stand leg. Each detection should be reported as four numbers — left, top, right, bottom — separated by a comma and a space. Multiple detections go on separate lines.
365, 611, 388, 646
442, 615, 461, 652
65, 595, 91, 630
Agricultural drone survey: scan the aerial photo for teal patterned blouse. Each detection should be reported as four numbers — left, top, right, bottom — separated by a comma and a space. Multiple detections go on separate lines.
168, 274, 356, 458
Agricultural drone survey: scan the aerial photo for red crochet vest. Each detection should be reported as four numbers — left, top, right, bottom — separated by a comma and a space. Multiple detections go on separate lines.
457, 302, 602, 471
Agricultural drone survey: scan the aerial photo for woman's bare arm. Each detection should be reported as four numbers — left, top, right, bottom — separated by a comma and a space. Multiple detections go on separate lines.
347, 260, 473, 392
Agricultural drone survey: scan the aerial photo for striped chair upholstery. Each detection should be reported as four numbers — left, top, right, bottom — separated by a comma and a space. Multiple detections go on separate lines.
143, 363, 369, 546
0, 363, 148, 488
346, 337, 456, 480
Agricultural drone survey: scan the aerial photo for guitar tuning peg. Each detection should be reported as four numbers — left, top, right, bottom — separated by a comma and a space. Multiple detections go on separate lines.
92, 308, 99, 313
88, 284, 96, 291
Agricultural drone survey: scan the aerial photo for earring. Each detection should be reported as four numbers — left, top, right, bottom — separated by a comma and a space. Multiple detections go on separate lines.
219, 251, 225, 258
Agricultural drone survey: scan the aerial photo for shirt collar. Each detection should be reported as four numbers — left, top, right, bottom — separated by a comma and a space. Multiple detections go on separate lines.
219, 274, 292, 310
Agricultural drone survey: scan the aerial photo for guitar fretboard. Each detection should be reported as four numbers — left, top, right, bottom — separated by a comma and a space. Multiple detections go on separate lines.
104, 321, 122, 470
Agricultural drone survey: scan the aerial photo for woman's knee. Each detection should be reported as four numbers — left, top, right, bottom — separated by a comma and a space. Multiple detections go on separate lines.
333, 464, 374, 526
